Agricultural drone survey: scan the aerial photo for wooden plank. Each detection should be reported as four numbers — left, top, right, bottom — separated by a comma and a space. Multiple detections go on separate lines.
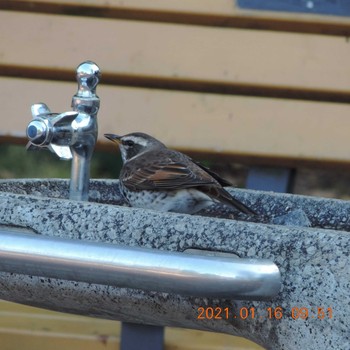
0, 301, 119, 350
1, 77, 350, 166
0, 334, 118, 350
0, 301, 263, 350
1, 12, 350, 97
164, 328, 263, 350
1, 0, 350, 36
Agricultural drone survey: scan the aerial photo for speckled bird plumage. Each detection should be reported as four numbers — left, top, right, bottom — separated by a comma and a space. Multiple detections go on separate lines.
105, 132, 255, 215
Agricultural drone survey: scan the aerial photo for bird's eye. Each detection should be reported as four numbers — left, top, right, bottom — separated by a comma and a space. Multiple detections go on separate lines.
123, 140, 134, 147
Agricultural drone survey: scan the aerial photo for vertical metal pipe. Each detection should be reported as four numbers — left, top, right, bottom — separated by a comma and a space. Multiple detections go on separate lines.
70, 150, 91, 201
70, 61, 100, 201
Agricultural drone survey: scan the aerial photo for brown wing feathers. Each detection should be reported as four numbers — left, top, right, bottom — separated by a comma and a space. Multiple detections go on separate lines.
122, 149, 255, 215
123, 162, 216, 190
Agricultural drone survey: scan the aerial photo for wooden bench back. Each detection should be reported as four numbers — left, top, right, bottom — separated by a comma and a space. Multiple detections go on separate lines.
1, 1, 350, 167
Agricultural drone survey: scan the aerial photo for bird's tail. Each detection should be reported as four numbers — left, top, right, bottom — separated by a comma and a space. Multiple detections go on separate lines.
203, 186, 257, 216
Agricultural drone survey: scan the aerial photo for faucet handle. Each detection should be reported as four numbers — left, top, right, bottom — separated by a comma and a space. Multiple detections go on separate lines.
51, 111, 79, 127
27, 103, 53, 149
31, 103, 51, 117
26, 103, 79, 159
48, 144, 73, 160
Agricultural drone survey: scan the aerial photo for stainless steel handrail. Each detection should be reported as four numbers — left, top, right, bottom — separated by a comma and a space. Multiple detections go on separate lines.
0, 229, 280, 299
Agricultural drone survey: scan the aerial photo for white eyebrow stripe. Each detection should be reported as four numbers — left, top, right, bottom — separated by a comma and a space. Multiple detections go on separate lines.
123, 136, 148, 147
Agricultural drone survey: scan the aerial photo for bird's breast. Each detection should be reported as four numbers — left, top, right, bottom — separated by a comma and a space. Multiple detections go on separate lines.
119, 182, 213, 214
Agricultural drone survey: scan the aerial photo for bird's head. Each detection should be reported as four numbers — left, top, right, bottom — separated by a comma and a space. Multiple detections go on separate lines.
104, 132, 165, 163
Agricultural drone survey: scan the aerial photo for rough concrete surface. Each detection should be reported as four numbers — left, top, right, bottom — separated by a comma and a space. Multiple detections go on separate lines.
0, 179, 349, 350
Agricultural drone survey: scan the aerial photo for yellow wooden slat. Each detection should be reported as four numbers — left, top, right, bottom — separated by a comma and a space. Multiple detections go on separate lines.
0, 301, 263, 350
165, 328, 263, 350
0, 301, 119, 350
0, 334, 118, 350
1, 77, 350, 166
2, 0, 350, 36
1, 11, 350, 95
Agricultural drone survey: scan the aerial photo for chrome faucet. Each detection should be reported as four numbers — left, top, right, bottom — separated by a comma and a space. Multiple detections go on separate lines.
26, 61, 101, 201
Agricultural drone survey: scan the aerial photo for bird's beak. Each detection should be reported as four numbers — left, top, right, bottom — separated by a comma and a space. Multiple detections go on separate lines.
104, 133, 121, 144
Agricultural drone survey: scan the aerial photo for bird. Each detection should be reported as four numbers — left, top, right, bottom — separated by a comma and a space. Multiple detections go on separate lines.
104, 132, 256, 216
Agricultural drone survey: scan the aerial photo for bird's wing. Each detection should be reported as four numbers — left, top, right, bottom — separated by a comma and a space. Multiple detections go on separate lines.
122, 150, 256, 215
122, 154, 217, 191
